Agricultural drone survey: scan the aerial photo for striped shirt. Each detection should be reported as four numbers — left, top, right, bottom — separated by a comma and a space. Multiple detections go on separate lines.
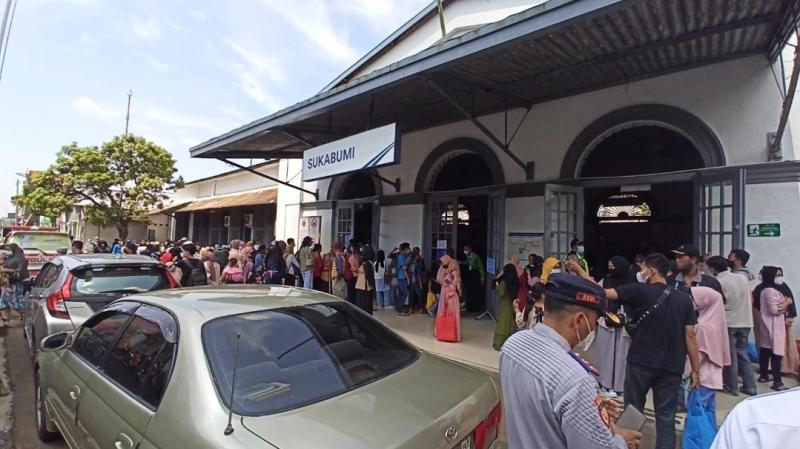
500, 324, 627, 449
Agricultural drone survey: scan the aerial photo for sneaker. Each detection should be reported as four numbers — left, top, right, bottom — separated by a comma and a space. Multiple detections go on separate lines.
771, 384, 786, 391
757, 376, 772, 383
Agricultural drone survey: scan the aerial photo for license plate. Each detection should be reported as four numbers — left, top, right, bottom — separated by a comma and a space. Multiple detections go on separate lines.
457, 434, 474, 449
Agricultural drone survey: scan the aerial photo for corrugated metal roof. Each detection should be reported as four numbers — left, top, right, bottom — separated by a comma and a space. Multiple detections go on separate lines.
190, 0, 799, 160
163, 187, 278, 213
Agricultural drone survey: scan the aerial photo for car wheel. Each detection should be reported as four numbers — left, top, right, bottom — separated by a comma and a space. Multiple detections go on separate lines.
34, 370, 59, 442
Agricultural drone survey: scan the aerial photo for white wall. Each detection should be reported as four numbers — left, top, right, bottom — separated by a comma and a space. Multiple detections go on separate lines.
744, 182, 800, 289
147, 214, 170, 242
379, 205, 424, 251
353, 0, 546, 79
173, 163, 280, 202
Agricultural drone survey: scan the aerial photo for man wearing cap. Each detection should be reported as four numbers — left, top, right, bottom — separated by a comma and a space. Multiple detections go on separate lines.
571, 238, 590, 273
500, 273, 641, 449
570, 253, 700, 449
671, 243, 725, 299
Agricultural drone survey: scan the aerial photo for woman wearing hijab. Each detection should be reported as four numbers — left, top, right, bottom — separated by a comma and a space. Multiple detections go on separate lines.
493, 262, 520, 350
540, 257, 562, 284
434, 255, 462, 342
774, 276, 799, 376
595, 256, 633, 397
373, 250, 392, 310
752, 266, 790, 390
354, 256, 375, 315
0, 244, 29, 323
683, 286, 731, 437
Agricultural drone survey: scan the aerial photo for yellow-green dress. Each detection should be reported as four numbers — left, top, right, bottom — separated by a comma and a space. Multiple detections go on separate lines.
493, 281, 516, 351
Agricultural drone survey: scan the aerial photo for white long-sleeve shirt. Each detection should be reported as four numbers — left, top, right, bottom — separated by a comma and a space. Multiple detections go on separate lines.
712, 387, 800, 449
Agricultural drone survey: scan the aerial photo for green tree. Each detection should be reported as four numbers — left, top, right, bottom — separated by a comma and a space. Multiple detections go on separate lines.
16, 134, 183, 240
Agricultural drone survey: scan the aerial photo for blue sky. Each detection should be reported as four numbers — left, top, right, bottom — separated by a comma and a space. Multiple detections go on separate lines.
0, 0, 430, 215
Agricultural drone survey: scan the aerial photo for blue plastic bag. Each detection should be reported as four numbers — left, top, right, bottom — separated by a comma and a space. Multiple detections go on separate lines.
682, 388, 717, 449
747, 342, 759, 363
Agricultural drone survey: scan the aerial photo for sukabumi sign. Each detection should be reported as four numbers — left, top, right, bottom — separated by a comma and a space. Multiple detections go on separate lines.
302, 123, 399, 181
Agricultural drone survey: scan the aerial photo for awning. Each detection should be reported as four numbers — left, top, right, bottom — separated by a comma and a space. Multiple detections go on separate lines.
190, 0, 799, 160
169, 187, 277, 213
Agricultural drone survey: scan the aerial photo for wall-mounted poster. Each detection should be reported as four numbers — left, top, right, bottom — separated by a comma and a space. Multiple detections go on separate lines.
299, 216, 322, 243
508, 232, 544, 259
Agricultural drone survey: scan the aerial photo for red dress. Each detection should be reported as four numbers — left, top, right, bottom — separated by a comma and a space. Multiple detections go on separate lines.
517, 270, 530, 301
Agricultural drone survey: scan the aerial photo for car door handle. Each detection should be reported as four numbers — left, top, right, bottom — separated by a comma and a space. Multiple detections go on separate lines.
68, 385, 80, 401
115, 432, 134, 449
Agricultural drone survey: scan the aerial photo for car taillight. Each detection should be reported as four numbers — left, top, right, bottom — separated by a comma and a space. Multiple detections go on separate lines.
166, 270, 180, 288
46, 274, 74, 320
474, 402, 502, 449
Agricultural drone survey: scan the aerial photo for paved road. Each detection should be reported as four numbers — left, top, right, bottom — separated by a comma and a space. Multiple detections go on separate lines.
6, 326, 67, 449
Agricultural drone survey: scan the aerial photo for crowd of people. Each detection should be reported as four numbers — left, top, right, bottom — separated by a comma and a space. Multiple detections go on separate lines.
33, 234, 800, 448
496, 240, 798, 449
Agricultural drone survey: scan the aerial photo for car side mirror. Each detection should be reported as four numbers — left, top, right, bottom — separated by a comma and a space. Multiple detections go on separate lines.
40, 332, 69, 352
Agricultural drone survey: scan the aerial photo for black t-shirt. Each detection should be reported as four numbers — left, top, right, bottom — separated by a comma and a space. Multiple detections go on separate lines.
615, 282, 697, 374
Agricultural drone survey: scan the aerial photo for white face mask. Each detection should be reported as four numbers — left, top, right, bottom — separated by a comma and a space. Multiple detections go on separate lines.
550, 269, 562, 275
577, 245, 585, 254
636, 271, 647, 283
575, 314, 596, 351
775, 276, 785, 285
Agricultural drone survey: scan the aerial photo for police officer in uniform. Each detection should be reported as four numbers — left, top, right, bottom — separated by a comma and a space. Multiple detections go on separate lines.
500, 273, 641, 449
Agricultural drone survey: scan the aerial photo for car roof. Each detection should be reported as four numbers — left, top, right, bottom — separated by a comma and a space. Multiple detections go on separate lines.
126, 285, 343, 321
58, 254, 162, 268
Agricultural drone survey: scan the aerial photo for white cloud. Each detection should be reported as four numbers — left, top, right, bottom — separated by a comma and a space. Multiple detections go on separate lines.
131, 16, 160, 41
141, 106, 236, 134
342, 0, 411, 34
260, 0, 359, 65
188, 10, 207, 21
134, 51, 169, 71
224, 39, 286, 111
72, 97, 119, 120
227, 40, 286, 83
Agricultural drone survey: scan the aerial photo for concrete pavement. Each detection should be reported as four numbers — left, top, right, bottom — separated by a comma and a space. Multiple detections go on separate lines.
1, 325, 66, 449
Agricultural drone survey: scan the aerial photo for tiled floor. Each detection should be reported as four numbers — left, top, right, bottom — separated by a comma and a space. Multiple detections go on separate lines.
374, 308, 501, 371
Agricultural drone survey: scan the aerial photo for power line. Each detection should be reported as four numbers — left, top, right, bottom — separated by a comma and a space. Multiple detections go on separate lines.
0, 0, 18, 84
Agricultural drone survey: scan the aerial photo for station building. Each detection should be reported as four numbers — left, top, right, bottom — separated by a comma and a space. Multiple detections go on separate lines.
190, 0, 800, 300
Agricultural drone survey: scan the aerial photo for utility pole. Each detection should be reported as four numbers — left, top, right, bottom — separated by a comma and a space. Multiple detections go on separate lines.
124, 90, 133, 136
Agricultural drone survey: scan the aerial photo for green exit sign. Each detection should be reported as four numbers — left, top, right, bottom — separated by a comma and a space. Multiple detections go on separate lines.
747, 223, 781, 237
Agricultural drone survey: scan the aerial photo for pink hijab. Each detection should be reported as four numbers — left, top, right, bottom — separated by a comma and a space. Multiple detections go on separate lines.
690, 286, 731, 368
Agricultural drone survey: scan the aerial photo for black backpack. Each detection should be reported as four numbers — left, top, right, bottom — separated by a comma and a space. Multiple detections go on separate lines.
187, 259, 208, 286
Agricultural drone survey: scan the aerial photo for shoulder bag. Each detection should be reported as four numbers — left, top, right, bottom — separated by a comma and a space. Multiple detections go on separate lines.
624, 285, 673, 337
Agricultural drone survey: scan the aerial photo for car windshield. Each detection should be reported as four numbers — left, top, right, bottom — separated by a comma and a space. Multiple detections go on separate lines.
8, 233, 70, 252
71, 265, 172, 295
203, 302, 419, 416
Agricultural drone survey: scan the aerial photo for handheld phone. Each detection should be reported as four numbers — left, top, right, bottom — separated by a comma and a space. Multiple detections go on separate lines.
616, 404, 647, 432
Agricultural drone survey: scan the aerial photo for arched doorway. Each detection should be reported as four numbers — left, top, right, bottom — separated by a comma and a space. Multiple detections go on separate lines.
578, 124, 706, 276
330, 172, 381, 246
421, 139, 504, 313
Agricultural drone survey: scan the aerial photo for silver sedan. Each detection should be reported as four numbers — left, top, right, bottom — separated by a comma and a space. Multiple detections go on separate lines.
35, 286, 502, 449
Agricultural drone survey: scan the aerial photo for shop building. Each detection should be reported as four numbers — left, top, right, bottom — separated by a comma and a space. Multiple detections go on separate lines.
159, 161, 279, 244
190, 0, 800, 301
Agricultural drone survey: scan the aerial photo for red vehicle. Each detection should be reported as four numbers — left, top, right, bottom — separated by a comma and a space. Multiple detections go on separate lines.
3, 226, 71, 279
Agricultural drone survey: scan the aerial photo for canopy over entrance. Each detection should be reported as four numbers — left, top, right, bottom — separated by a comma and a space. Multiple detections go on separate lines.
191, 0, 798, 162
